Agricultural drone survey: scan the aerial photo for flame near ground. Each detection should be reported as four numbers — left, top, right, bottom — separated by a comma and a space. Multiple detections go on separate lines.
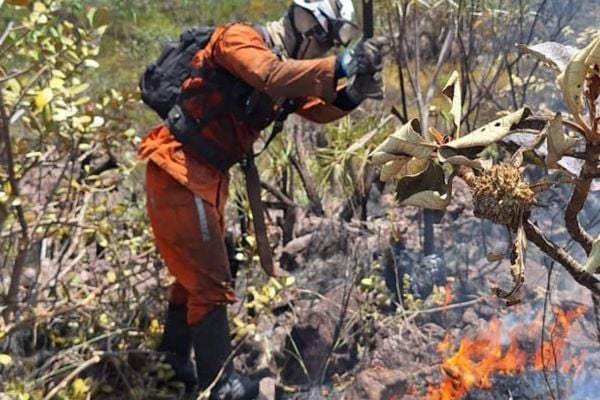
426, 305, 588, 400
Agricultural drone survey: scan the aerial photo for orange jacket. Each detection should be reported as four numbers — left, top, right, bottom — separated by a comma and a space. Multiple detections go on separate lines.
138, 23, 354, 207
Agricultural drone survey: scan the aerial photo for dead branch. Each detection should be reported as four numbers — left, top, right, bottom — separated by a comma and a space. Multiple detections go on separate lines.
565, 179, 593, 254
290, 126, 324, 216
4, 291, 98, 336
1, 82, 31, 322
345, 114, 394, 154
0, 21, 13, 49
41, 355, 101, 400
523, 219, 600, 296
260, 180, 296, 209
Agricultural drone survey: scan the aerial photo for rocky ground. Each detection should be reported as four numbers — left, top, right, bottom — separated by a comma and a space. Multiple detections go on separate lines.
238, 178, 600, 400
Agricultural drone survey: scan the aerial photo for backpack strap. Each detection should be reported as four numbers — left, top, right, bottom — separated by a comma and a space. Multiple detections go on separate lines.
166, 104, 230, 172
253, 98, 298, 157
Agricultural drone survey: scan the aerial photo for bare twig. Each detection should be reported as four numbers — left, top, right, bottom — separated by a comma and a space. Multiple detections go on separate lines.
0, 21, 14, 49
9, 66, 48, 118
42, 355, 101, 400
260, 180, 296, 209
290, 124, 325, 216
1, 82, 31, 322
346, 114, 394, 154
540, 261, 559, 400
319, 258, 357, 384
4, 291, 98, 336
523, 219, 600, 296
593, 293, 600, 346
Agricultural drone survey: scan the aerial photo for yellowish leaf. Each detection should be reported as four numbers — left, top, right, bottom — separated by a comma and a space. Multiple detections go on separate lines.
106, 271, 117, 283
68, 83, 90, 96
0, 354, 12, 365
34, 88, 53, 110
83, 59, 100, 68
400, 189, 451, 210
71, 378, 91, 397
49, 78, 65, 89
90, 116, 105, 129
32, 1, 46, 12
284, 276, 295, 287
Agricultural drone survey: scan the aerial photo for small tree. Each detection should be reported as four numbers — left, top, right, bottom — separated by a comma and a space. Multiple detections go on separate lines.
383, 0, 580, 255
371, 34, 600, 311
0, 0, 141, 325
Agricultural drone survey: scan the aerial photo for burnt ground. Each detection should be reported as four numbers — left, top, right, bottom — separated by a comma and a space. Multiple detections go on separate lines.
234, 178, 600, 400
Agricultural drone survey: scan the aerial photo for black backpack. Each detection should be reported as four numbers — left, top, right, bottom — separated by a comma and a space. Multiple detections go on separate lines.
139, 26, 215, 119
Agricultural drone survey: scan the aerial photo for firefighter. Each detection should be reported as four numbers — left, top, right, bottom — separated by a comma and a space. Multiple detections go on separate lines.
138, 0, 387, 398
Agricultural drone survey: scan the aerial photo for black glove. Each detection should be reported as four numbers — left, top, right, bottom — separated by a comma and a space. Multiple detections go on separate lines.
345, 73, 384, 103
337, 36, 388, 79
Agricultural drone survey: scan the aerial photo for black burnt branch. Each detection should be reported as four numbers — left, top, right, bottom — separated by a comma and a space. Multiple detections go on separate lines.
565, 178, 593, 255
524, 219, 600, 296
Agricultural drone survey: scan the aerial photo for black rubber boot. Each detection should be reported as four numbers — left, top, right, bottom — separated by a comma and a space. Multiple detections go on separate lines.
157, 304, 197, 390
191, 306, 259, 400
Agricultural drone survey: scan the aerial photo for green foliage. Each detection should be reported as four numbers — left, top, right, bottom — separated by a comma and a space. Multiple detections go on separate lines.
315, 115, 391, 199
0, 1, 169, 397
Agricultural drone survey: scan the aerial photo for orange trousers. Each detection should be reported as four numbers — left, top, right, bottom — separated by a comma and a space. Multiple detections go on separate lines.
145, 161, 236, 325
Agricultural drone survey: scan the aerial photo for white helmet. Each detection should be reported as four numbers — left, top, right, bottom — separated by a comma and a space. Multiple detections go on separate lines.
291, 0, 359, 46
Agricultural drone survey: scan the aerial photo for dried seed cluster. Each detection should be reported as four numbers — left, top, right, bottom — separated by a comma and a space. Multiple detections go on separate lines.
470, 164, 535, 227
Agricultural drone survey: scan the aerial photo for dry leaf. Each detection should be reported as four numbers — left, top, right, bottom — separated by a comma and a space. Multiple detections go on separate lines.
370, 119, 436, 162
545, 113, 578, 168
442, 70, 462, 139
516, 42, 579, 73
396, 162, 451, 210
439, 108, 533, 168
493, 223, 527, 306
380, 157, 430, 182
557, 36, 600, 118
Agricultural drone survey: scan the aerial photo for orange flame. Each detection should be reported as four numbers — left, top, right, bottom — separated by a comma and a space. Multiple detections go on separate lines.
533, 306, 586, 373
426, 306, 587, 400
436, 334, 452, 354
443, 283, 453, 309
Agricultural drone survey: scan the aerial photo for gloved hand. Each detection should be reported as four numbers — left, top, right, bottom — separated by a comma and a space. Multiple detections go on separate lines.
345, 73, 384, 103
336, 36, 389, 79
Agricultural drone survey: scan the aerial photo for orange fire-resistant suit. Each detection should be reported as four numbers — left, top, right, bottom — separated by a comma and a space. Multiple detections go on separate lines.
138, 23, 354, 325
